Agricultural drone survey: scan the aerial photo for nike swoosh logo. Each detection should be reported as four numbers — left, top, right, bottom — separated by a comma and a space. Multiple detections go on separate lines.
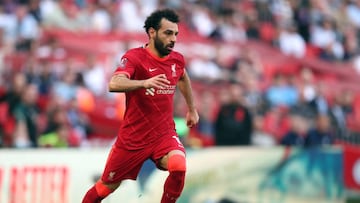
149, 68, 157, 72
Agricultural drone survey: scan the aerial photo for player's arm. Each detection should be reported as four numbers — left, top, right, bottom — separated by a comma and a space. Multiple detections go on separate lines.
109, 73, 170, 92
177, 71, 199, 127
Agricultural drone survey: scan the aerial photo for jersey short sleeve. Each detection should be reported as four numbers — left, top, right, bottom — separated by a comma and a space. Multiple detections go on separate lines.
113, 51, 138, 78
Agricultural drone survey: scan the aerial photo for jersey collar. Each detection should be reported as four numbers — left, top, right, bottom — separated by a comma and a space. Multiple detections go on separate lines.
144, 44, 170, 62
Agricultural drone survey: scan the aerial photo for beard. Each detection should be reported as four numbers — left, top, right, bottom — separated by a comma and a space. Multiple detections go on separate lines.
154, 33, 173, 57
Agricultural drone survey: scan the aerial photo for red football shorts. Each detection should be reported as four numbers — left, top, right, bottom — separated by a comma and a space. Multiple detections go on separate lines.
100, 134, 185, 184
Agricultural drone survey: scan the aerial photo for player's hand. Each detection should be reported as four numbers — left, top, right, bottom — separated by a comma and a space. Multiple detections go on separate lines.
143, 74, 170, 89
186, 109, 199, 128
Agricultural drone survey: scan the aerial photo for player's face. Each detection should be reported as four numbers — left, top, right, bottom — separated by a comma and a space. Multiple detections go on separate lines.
154, 18, 178, 57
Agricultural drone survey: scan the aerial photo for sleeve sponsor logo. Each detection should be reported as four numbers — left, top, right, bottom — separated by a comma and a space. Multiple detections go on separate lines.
118, 57, 128, 69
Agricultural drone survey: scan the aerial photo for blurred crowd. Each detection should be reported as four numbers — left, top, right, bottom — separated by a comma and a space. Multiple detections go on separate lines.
0, 0, 360, 149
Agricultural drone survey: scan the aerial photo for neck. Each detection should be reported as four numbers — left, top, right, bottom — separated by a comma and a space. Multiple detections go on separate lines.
146, 43, 166, 58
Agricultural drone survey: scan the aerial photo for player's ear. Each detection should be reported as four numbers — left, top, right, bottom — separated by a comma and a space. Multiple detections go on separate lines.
149, 27, 156, 38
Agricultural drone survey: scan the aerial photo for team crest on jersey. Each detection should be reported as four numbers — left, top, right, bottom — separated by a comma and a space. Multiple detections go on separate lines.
108, 171, 116, 180
171, 64, 176, 77
118, 57, 128, 69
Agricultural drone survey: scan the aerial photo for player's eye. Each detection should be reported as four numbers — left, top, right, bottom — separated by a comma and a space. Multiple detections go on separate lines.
164, 30, 178, 36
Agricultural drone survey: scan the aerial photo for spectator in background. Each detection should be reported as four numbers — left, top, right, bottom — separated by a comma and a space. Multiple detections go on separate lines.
14, 4, 40, 52
231, 49, 267, 114
187, 54, 223, 83
290, 68, 320, 120
23, 56, 57, 102
116, 0, 147, 32
310, 17, 344, 61
346, 0, 360, 28
305, 114, 335, 147
329, 90, 354, 138
36, 36, 67, 62
243, 77, 267, 115
277, 21, 306, 58
188, 90, 217, 148
39, 105, 69, 147
0, 3, 38, 51
52, 60, 79, 104
28, 0, 42, 23
215, 8, 247, 43
36, 59, 57, 97
0, 8, 15, 57
196, 90, 216, 138
244, 5, 260, 39
307, 81, 329, 116
81, 2, 112, 33
0, 4, 11, 35
41, 0, 87, 31
82, 54, 107, 97
74, 71, 96, 115
280, 113, 309, 146
0, 72, 27, 116
269, 0, 293, 24
265, 73, 299, 108
214, 82, 253, 146
332, 1, 351, 32
38, 123, 69, 148
67, 98, 91, 145
298, 67, 316, 103
191, 5, 217, 38
0, 72, 27, 147
292, 0, 311, 42
12, 83, 40, 148
341, 27, 359, 60
262, 105, 291, 143
251, 113, 276, 147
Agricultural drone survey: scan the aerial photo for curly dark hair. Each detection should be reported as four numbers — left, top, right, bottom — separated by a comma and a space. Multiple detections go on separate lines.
143, 9, 179, 35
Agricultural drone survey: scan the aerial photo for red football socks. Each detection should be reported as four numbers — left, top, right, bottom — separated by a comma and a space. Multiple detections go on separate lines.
161, 155, 186, 203
82, 181, 113, 203
82, 185, 103, 203
161, 171, 186, 203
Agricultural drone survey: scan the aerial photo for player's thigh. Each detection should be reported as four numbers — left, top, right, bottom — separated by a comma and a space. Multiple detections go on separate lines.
151, 134, 186, 170
101, 146, 151, 184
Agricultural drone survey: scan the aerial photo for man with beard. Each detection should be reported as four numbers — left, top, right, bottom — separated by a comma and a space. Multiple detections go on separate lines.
82, 9, 199, 203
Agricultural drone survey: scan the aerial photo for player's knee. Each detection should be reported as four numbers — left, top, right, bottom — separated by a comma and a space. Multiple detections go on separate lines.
95, 180, 118, 197
167, 154, 186, 172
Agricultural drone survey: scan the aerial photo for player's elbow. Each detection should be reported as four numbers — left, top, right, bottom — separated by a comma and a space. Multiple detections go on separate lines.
108, 82, 124, 92
108, 80, 122, 92
108, 75, 127, 92
108, 83, 116, 92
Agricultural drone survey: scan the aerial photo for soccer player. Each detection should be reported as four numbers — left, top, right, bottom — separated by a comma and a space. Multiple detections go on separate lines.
82, 9, 199, 203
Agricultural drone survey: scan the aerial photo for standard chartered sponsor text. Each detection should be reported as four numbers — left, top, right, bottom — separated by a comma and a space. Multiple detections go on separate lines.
156, 85, 176, 94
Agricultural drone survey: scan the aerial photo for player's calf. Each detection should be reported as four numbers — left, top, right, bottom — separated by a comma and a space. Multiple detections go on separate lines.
82, 180, 118, 203
161, 154, 186, 203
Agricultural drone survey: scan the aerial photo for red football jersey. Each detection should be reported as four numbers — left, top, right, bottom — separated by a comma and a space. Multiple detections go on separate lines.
112, 46, 185, 150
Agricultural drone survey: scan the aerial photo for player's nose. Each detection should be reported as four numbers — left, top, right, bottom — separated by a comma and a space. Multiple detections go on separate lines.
170, 34, 176, 43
